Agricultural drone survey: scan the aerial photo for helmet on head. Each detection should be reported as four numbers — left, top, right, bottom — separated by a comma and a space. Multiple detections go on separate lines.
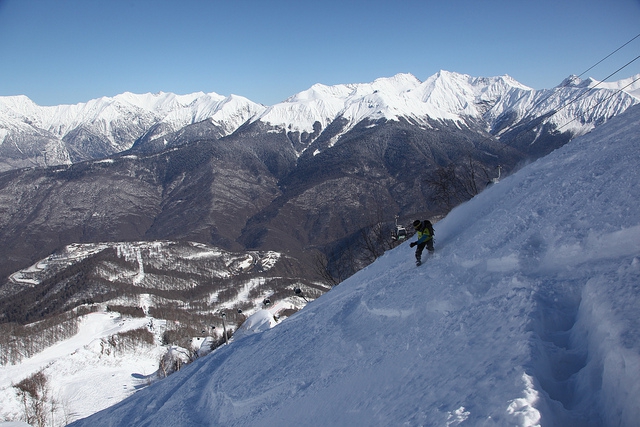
412, 220, 421, 229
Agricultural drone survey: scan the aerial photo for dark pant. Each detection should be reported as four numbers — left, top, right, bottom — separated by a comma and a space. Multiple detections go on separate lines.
415, 239, 434, 261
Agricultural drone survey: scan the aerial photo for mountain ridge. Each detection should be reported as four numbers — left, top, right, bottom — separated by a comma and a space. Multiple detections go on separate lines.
2, 71, 639, 171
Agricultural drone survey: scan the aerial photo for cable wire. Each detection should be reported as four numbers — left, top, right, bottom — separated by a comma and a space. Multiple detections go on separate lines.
576, 32, 640, 79
524, 33, 640, 116
554, 74, 640, 134
549, 54, 640, 120
474, 38, 640, 181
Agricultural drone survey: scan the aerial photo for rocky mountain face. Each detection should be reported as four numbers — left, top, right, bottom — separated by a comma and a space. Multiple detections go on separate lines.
0, 139, 274, 278
0, 71, 638, 321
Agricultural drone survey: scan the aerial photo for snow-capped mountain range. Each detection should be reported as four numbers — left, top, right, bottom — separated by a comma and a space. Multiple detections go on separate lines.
1, 71, 638, 171
0, 90, 264, 170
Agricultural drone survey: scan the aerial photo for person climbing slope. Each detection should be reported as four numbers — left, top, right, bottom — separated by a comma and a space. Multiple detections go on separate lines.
409, 219, 434, 266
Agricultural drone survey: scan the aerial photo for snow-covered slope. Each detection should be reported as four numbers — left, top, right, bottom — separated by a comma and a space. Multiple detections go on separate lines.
0, 305, 289, 425
67, 104, 640, 426
502, 74, 640, 137
0, 240, 318, 425
0, 311, 163, 423
597, 73, 640, 98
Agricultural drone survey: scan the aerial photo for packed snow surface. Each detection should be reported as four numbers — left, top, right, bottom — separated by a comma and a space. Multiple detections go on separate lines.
0, 312, 163, 423
66, 104, 640, 426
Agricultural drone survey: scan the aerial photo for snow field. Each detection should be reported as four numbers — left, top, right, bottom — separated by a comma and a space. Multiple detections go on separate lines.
0, 312, 163, 424
69, 104, 640, 426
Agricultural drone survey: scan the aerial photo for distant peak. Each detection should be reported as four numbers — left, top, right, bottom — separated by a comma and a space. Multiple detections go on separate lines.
498, 74, 532, 89
557, 75, 593, 89
375, 73, 421, 83
434, 70, 469, 79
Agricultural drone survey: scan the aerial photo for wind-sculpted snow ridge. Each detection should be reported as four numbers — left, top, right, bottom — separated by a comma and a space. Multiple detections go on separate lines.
68, 106, 640, 425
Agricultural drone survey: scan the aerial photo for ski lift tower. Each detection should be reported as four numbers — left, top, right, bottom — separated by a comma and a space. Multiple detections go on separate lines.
220, 312, 228, 345
492, 165, 502, 184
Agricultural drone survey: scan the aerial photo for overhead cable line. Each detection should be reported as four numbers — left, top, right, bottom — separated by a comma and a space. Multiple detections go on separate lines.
525, 33, 640, 115
549, 54, 640, 120
554, 74, 640, 134
475, 36, 640, 177
575, 32, 640, 79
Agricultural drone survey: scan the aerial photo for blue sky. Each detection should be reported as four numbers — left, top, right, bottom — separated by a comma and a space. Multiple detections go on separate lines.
1, 0, 639, 106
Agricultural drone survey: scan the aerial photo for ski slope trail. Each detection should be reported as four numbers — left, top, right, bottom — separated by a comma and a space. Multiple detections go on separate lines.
0, 312, 162, 422
69, 105, 640, 426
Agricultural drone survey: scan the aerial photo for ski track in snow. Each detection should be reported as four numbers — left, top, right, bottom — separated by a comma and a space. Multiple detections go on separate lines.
0, 312, 163, 423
